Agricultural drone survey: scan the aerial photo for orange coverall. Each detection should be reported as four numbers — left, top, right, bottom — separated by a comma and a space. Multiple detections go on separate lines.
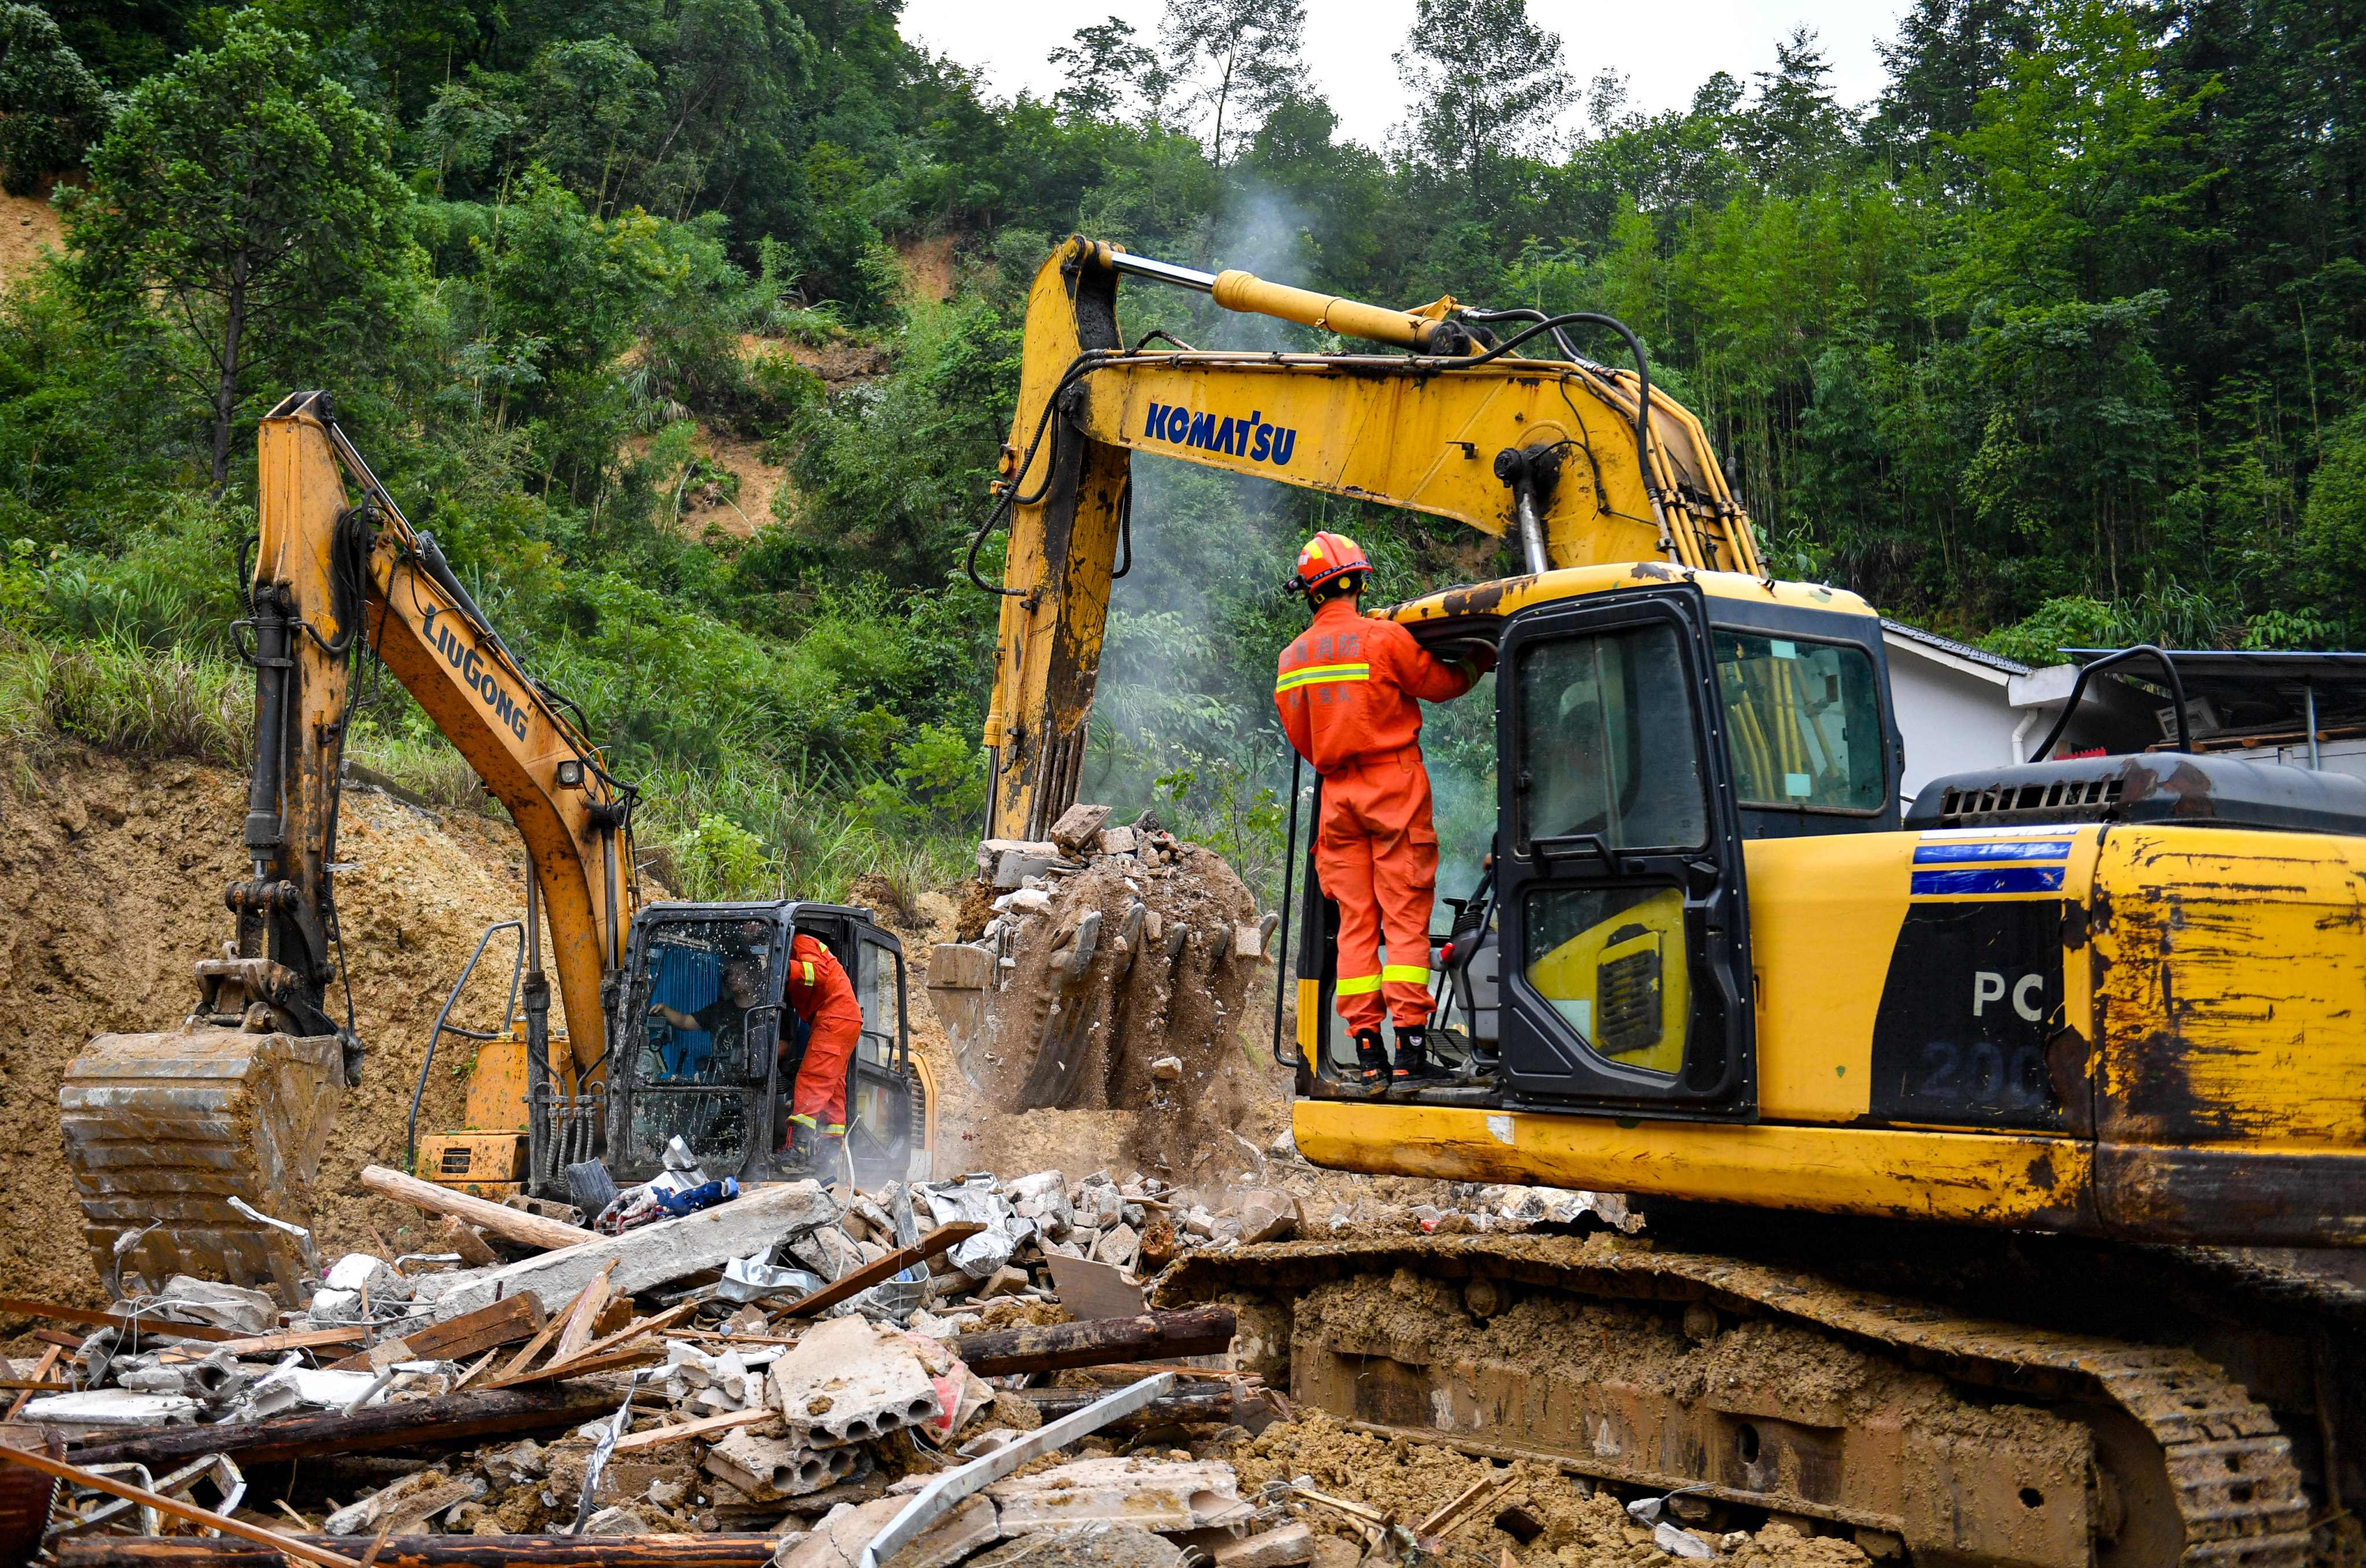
1274, 596, 1477, 1034
785, 932, 863, 1140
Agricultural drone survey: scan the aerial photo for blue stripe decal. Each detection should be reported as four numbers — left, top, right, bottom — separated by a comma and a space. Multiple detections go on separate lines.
1911, 866, 2065, 897
1913, 839, 2072, 864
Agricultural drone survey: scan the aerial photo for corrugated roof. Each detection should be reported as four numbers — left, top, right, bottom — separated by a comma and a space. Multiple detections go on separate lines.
1881, 618, 2032, 677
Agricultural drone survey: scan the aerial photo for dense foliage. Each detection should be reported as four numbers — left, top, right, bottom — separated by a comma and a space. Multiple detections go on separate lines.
0, 0, 2352, 901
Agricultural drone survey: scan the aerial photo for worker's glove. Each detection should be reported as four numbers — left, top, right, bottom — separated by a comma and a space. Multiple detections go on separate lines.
1442, 638, 1497, 677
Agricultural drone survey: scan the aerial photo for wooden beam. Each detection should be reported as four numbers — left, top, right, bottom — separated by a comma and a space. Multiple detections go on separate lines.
477, 1340, 664, 1390
53, 1535, 785, 1568
949, 1306, 1235, 1376
0, 1299, 236, 1345
777, 1223, 985, 1320
3, 1346, 61, 1421
69, 1384, 622, 1471
607, 1406, 768, 1456
159, 1327, 366, 1363
322, 1294, 544, 1372
358, 1165, 593, 1252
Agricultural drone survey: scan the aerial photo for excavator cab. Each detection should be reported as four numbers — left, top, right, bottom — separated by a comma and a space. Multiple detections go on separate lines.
1292, 564, 1900, 1119
608, 901, 932, 1192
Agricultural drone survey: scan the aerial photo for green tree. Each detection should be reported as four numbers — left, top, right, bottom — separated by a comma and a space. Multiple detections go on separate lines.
0, 6, 106, 196
61, 12, 408, 488
1871, 0, 2040, 159
1394, 0, 1571, 205
1732, 28, 1854, 194
1050, 17, 1165, 123
1158, 0, 1305, 168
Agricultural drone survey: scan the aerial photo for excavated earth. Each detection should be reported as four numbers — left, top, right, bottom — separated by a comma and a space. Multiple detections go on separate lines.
0, 749, 547, 1320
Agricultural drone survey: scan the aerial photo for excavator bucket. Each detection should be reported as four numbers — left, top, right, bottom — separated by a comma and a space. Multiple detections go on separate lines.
58, 1027, 345, 1297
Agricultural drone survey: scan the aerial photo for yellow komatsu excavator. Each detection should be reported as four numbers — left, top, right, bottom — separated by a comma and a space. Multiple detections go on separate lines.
980, 236, 2366, 1566
59, 393, 933, 1298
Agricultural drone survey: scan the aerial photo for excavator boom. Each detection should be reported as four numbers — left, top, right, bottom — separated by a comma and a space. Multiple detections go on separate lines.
981, 236, 1759, 841
254, 396, 633, 1068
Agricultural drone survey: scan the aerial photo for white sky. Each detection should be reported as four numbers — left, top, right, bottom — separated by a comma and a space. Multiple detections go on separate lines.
898, 0, 1907, 149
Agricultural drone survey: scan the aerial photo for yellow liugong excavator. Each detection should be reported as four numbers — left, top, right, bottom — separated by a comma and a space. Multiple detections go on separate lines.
60, 394, 934, 1299
978, 237, 2366, 1566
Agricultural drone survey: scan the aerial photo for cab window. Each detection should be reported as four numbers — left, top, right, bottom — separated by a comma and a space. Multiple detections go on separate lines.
635, 919, 775, 1087
1515, 623, 1708, 853
1715, 633, 1884, 812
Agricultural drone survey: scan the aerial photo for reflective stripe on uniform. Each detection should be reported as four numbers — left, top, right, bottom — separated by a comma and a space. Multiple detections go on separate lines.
1381, 964, 1431, 983
800, 960, 815, 985
788, 1113, 816, 1128
1275, 662, 1370, 694
1335, 973, 1382, 995
823, 1125, 845, 1138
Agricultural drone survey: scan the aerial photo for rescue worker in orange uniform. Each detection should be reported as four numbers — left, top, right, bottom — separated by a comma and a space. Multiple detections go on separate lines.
781, 932, 864, 1171
1275, 532, 1492, 1088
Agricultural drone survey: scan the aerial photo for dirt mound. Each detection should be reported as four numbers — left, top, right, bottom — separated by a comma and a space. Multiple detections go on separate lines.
0, 748, 543, 1322
0, 190, 62, 286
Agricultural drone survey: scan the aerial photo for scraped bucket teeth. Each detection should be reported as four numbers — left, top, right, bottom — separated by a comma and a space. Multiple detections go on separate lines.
59, 1027, 346, 1296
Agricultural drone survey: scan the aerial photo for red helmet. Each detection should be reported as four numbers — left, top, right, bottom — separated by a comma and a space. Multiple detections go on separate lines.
1288, 531, 1370, 599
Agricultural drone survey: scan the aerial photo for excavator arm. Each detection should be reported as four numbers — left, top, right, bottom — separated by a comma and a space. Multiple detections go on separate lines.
979, 236, 1760, 839
61, 392, 639, 1296
244, 390, 635, 1078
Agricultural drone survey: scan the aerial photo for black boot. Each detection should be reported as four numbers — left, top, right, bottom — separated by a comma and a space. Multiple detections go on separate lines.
780, 1119, 820, 1173
1391, 1027, 1449, 1088
1353, 1029, 1390, 1090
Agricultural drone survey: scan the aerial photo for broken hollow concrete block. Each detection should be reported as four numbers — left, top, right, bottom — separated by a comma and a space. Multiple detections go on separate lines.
434, 1179, 835, 1321
987, 1457, 1242, 1534
703, 1429, 860, 1500
768, 1314, 941, 1446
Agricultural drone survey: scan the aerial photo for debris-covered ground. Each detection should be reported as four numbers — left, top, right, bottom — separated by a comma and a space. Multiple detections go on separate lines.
0, 797, 1877, 1566
3, 1158, 1864, 1567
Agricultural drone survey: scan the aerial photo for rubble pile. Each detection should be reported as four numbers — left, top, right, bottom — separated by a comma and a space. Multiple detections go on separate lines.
0, 1142, 1880, 1568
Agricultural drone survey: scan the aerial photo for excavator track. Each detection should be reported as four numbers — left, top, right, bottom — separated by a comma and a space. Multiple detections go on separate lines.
1157, 1233, 2318, 1566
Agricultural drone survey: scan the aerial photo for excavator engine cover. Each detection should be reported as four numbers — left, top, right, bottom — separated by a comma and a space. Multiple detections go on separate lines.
59, 1026, 344, 1296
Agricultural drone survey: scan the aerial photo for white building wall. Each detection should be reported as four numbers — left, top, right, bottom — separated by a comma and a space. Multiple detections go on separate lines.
1884, 651, 2026, 802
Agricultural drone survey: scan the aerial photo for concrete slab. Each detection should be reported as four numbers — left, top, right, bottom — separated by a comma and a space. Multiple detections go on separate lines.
775, 1492, 994, 1568
987, 1458, 1239, 1534
434, 1180, 834, 1320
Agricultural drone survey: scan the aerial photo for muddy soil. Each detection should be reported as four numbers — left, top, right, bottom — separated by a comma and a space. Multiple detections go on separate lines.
1238, 1412, 1872, 1566
0, 749, 549, 1321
